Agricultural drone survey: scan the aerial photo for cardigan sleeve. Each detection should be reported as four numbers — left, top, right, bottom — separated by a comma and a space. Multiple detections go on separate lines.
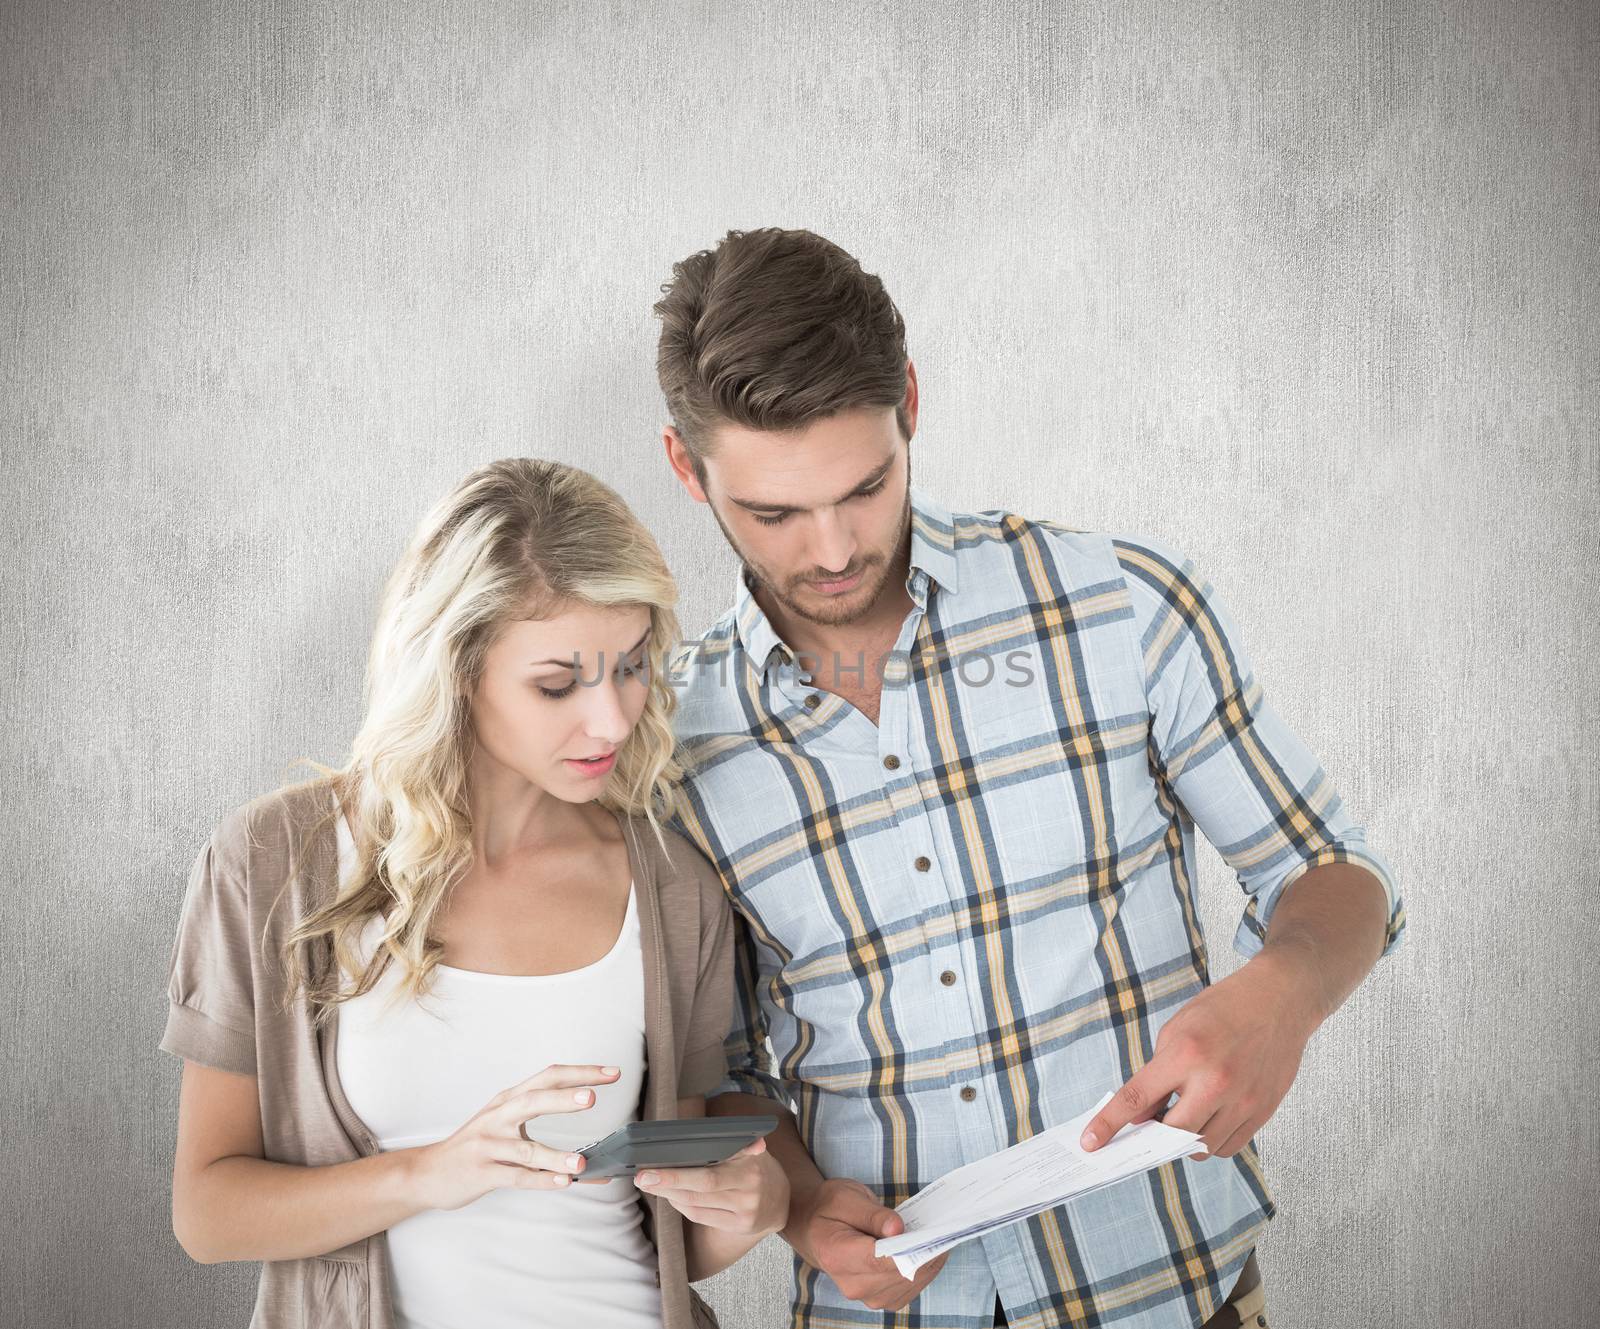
677, 855, 735, 1100
157, 830, 258, 1077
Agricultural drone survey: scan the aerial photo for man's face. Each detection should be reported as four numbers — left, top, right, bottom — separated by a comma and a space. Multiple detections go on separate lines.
673, 405, 913, 629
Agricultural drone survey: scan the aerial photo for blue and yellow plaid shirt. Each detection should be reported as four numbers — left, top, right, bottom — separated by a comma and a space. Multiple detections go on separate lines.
668, 488, 1405, 1329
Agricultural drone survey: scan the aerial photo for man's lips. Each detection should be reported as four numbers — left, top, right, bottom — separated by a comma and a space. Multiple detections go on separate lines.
809, 567, 865, 593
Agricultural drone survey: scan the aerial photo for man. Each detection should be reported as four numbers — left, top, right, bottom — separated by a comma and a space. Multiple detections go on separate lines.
650, 227, 1404, 1329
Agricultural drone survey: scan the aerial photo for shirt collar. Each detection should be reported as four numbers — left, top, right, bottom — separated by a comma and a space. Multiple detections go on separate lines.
732, 566, 789, 670
907, 485, 958, 597
731, 486, 959, 668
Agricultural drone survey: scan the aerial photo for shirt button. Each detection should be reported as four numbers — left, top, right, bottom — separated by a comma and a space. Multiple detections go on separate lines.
883, 754, 901, 770
959, 1085, 977, 1102
914, 855, 931, 872
803, 693, 820, 709
940, 970, 957, 986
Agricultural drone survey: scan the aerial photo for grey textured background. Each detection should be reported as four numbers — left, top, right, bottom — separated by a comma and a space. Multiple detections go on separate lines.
4, 1, 1596, 1326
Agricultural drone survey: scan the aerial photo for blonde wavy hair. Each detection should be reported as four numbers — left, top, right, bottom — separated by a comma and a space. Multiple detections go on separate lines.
278, 457, 685, 1023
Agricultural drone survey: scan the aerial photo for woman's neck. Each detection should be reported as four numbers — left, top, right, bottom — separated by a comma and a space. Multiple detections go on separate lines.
463, 747, 616, 870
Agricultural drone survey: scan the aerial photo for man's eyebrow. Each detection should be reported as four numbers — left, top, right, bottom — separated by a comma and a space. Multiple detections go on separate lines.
529, 627, 651, 669
726, 459, 894, 515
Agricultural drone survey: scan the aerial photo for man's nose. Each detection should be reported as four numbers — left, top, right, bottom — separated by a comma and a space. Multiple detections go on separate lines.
809, 508, 857, 575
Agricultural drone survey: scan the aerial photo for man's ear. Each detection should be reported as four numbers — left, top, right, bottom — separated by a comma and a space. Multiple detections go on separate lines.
901, 358, 920, 443
662, 425, 709, 504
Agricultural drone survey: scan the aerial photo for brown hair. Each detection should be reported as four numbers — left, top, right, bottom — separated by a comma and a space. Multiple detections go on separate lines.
653, 227, 910, 475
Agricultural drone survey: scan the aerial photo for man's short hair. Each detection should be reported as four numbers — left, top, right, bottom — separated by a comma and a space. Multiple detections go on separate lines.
652, 228, 910, 476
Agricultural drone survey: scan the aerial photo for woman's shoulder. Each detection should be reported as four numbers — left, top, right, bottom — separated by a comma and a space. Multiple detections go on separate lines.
204, 772, 344, 886
617, 812, 727, 910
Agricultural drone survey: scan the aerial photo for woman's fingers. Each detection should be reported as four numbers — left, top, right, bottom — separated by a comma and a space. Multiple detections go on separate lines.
495, 1162, 577, 1190
491, 1063, 620, 1106
661, 1201, 739, 1227
499, 1068, 621, 1129
508, 1085, 599, 1128
635, 1137, 767, 1195
490, 1135, 588, 1178
641, 1179, 741, 1212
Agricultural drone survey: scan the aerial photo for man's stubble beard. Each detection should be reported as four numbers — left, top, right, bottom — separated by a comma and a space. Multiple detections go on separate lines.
709, 478, 914, 631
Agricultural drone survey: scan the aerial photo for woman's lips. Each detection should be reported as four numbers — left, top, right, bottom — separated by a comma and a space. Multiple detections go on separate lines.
564, 751, 617, 778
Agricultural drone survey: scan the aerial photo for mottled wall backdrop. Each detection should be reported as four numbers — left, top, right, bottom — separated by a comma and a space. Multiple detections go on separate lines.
4, 1, 1595, 1326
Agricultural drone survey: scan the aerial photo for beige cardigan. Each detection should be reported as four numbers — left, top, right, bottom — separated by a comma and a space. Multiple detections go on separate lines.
159, 775, 730, 1329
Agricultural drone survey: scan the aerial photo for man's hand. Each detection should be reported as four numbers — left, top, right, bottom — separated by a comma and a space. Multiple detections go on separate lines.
1079, 949, 1324, 1160
788, 1176, 950, 1311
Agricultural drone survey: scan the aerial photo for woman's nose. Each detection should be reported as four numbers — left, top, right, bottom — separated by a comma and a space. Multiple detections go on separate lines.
581, 679, 632, 746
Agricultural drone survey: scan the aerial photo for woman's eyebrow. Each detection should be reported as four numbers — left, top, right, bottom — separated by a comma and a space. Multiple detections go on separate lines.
528, 627, 651, 669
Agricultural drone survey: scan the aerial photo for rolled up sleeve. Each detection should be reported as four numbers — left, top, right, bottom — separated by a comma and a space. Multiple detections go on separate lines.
1119, 536, 1406, 961
157, 834, 258, 1076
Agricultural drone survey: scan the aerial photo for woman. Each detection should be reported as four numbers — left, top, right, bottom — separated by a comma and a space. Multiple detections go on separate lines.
160, 458, 788, 1328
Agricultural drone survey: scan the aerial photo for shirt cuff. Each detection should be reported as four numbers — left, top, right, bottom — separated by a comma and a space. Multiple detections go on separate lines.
158, 1002, 256, 1077
1233, 844, 1406, 962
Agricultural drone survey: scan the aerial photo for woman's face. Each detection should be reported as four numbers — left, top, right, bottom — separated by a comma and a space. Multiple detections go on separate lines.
468, 601, 655, 802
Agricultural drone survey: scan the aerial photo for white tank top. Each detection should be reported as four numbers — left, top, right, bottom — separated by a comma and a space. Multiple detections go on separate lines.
332, 814, 663, 1329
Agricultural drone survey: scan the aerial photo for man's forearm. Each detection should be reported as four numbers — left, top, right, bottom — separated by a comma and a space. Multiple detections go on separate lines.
706, 1091, 824, 1258
1251, 861, 1392, 1031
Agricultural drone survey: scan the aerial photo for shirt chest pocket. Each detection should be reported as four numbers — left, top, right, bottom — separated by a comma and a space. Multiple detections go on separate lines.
934, 635, 1142, 875
973, 721, 1150, 883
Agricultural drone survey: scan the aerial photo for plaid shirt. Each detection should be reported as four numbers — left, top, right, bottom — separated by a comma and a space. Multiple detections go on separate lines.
668, 488, 1405, 1329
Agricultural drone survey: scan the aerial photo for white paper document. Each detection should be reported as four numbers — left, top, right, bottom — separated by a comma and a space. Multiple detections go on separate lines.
872, 1093, 1207, 1277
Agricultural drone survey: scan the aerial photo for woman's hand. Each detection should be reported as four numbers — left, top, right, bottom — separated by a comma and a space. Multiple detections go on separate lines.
409, 1063, 621, 1211
633, 1135, 791, 1237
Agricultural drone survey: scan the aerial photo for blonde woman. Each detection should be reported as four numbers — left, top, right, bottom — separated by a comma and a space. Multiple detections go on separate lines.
160, 458, 788, 1329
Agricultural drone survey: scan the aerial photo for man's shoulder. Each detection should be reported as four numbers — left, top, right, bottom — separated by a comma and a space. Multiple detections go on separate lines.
933, 502, 1214, 650
668, 609, 753, 744
943, 502, 1167, 592
1100, 530, 1222, 639
668, 606, 740, 668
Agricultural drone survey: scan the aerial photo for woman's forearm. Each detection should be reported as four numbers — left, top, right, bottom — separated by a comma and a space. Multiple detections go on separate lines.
175, 1148, 429, 1264
685, 1219, 773, 1282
